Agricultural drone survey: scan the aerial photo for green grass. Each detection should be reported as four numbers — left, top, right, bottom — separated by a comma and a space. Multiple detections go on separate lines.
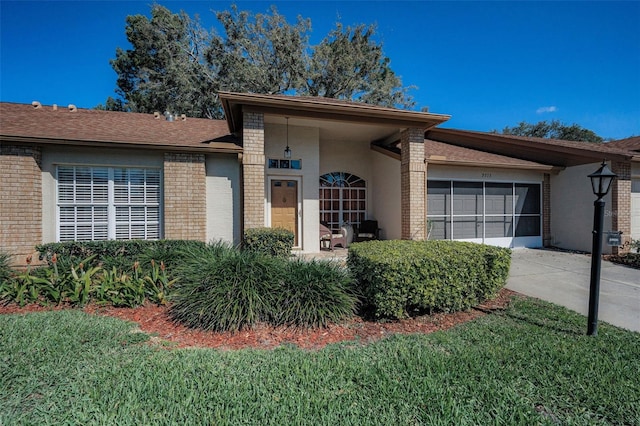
1, 298, 638, 425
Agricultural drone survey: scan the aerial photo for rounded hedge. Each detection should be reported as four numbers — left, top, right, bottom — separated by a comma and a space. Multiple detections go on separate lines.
347, 240, 511, 319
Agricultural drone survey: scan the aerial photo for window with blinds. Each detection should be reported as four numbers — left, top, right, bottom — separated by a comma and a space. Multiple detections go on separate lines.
57, 166, 161, 241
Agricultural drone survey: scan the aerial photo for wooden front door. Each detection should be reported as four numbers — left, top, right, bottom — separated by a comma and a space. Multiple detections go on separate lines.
271, 180, 298, 245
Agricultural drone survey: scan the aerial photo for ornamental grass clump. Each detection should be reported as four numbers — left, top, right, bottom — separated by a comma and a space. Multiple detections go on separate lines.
170, 243, 284, 332
170, 243, 358, 331
276, 259, 358, 328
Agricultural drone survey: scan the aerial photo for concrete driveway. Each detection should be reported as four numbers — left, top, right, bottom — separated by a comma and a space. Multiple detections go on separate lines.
507, 249, 640, 333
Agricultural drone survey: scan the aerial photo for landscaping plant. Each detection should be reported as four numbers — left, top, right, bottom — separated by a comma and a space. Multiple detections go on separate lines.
242, 227, 294, 258
348, 240, 511, 319
170, 242, 358, 331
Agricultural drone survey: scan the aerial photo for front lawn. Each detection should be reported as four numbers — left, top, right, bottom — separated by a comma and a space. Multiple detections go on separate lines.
1, 297, 638, 425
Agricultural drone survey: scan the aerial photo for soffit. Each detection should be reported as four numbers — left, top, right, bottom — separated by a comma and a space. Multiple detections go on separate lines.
219, 91, 451, 140
427, 128, 633, 167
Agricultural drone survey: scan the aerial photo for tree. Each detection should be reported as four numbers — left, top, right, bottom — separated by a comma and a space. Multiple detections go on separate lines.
108, 5, 222, 118
104, 4, 414, 117
499, 120, 604, 143
207, 5, 311, 95
302, 23, 414, 108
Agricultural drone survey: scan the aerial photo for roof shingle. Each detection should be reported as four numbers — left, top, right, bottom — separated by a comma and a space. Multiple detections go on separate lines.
0, 102, 239, 152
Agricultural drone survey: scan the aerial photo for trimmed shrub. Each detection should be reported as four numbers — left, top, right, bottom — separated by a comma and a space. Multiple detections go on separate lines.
243, 227, 294, 258
0, 240, 198, 307
36, 240, 207, 273
170, 243, 358, 331
348, 240, 511, 319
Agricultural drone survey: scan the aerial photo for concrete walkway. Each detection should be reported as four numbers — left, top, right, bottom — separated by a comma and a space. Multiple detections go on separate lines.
507, 249, 640, 333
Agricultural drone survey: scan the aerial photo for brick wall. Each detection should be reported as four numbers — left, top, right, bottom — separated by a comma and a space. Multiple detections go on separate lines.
543, 173, 552, 247
163, 153, 206, 241
611, 161, 631, 254
242, 111, 266, 230
0, 144, 42, 263
401, 127, 426, 240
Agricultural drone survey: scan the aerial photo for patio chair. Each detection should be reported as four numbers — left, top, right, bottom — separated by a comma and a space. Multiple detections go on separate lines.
354, 220, 380, 242
320, 223, 347, 250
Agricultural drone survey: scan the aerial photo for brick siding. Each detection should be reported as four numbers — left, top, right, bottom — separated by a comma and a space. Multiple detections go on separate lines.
401, 128, 427, 240
242, 111, 266, 230
611, 161, 632, 254
0, 144, 42, 264
163, 153, 206, 240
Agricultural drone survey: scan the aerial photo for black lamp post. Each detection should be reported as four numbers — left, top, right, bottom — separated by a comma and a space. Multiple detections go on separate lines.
587, 161, 617, 336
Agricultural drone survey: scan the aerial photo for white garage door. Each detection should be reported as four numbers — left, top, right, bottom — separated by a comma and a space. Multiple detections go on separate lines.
632, 178, 640, 240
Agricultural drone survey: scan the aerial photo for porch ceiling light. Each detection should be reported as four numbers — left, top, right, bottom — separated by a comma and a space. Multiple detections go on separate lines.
284, 117, 292, 159
588, 161, 616, 200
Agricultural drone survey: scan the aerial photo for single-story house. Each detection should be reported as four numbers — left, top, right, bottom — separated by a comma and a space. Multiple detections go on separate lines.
1, 92, 638, 263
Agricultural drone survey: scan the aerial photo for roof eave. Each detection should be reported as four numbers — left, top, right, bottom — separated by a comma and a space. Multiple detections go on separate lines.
429, 128, 632, 166
219, 91, 451, 133
0, 135, 242, 154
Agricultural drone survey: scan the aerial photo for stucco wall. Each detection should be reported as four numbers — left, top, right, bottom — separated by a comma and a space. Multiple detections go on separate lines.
206, 154, 241, 245
631, 162, 640, 240
41, 146, 164, 244
371, 151, 401, 240
427, 165, 544, 182
265, 123, 320, 252
550, 163, 613, 254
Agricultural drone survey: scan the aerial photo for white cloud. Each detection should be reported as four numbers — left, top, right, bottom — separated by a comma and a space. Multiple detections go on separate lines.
536, 106, 558, 114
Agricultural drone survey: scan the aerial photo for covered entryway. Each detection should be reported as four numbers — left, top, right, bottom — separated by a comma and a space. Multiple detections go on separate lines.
271, 180, 298, 245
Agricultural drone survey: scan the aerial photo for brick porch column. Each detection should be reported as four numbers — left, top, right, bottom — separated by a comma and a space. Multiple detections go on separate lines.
242, 111, 266, 230
611, 161, 631, 254
401, 127, 427, 240
0, 144, 42, 264
543, 173, 552, 247
163, 153, 206, 240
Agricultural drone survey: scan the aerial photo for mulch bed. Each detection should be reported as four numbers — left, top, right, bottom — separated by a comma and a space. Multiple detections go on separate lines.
0, 288, 518, 351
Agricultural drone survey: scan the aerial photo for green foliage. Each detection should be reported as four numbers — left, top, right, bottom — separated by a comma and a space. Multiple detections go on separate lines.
348, 240, 511, 319
170, 243, 283, 331
36, 239, 205, 274
277, 259, 358, 327
170, 242, 357, 331
0, 251, 13, 286
1, 240, 195, 307
303, 22, 415, 108
499, 119, 604, 143
242, 227, 294, 258
108, 5, 221, 118
2, 299, 639, 424
631, 238, 640, 253
107, 4, 415, 116
210, 5, 311, 96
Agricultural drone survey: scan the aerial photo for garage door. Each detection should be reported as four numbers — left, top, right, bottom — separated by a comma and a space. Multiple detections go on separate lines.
427, 180, 542, 248
632, 178, 640, 240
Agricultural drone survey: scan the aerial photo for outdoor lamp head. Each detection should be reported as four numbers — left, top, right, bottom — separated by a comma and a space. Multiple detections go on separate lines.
284, 116, 292, 158
588, 161, 617, 199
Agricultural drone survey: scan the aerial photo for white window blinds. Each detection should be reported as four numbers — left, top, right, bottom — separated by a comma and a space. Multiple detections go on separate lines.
57, 166, 161, 241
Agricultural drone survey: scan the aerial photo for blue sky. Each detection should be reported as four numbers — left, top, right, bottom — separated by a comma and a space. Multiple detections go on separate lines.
1, 1, 639, 139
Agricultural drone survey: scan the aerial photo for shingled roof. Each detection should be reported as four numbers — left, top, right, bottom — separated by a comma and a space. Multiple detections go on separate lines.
426, 128, 637, 167
0, 102, 240, 153
607, 136, 640, 153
